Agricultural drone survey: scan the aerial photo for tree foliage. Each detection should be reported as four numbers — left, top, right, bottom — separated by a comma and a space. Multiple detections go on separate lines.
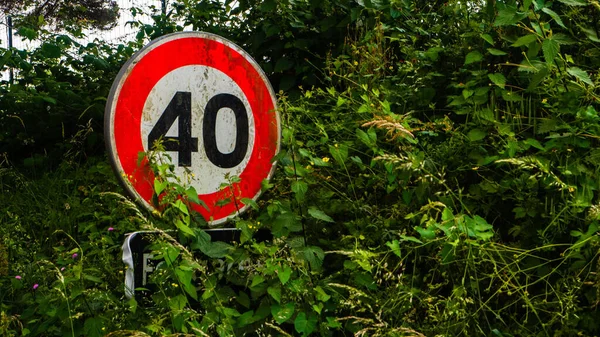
2, 0, 119, 30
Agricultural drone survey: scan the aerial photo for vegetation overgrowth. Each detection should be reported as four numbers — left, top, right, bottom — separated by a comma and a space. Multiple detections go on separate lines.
2, 0, 600, 336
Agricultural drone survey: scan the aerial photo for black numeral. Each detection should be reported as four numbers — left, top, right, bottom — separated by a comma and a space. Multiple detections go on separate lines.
148, 92, 249, 169
203, 93, 249, 169
148, 91, 198, 167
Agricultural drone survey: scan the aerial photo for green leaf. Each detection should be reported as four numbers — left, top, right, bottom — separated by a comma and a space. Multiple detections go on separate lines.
41, 43, 61, 58
204, 241, 233, 259
415, 226, 436, 240
582, 27, 600, 42
0, 50, 12, 70
251, 275, 265, 288
494, 4, 521, 26
356, 128, 376, 148
328, 144, 348, 164
169, 294, 188, 311
17, 27, 37, 40
488, 48, 508, 56
175, 219, 195, 237
512, 34, 538, 47
557, 0, 588, 5
567, 67, 594, 86
542, 38, 560, 65
527, 66, 549, 90
442, 207, 454, 221
326, 316, 342, 328
294, 312, 318, 336
277, 266, 292, 285
314, 286, 331, 303
385, 240, 401, 257
301, 245, 325, 269
271, 302, 295, 324
523, 138, 545, 151
185, 186, 207, 209
154, 179, 167, 195
467, 129, 487, 142
488, 73, 507, 89
541, 8, 566, 28
240, 197, 259, 211
83, 317, 103, 337
41, 96, 57, 104
400, 235, 423, 244
268, 285, 282, 303
308, 207, 334, 222
291, 180, 308, 202
481, 33, 494, 46
464, 51, 483, 65
173, 199, 189, 215
237, 310, 255, 327
272, 212, 302, 237
501, 90, 523, 102
462, 89, 474, 99
175, 268, 197, 300
274, 57, 294, 72
222, 307, 241, 317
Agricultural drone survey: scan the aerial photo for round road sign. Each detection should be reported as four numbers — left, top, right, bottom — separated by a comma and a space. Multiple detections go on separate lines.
105, 32, 280, 225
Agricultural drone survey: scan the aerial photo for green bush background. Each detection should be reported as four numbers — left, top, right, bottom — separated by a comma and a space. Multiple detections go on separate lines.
2, 0, 600, 336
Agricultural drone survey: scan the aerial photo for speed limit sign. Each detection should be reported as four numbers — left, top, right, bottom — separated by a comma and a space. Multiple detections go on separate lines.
105, 32, 280, 224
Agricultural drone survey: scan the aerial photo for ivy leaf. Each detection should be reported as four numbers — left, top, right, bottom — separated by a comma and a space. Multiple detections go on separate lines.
557, 0, 588, 5
464, 51, 483, 65
271, 302, 295, 324
487, 48, 507, 56
488, 73, 507, 89
294, 312, 318, 336
567, 67, 594, 86
541, 8, 566, 28
542, 38, 560, 65
512, 34, 538, 47
308, 206, 334, 222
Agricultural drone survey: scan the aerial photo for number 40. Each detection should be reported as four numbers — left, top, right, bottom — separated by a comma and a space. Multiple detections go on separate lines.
148, 91, 249, 169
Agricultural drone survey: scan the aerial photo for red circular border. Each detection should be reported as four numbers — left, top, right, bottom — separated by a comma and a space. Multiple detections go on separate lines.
110, 34, 278, 223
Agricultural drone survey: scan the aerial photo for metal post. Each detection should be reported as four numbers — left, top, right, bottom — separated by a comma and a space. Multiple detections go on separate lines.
7, 15, 13, 84
161, 0, 166, 15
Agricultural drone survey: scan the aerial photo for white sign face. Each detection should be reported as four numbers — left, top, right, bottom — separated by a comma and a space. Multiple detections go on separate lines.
140, 65, 255, 194
105, 32, 280, 224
